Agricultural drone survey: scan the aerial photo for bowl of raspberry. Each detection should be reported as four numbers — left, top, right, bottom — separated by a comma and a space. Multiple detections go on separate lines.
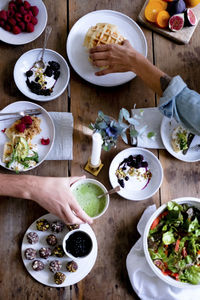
0, 0, 47, 45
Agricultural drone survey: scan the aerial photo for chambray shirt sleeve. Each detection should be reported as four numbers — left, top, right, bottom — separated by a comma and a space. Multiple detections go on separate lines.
159, 75, 200, 136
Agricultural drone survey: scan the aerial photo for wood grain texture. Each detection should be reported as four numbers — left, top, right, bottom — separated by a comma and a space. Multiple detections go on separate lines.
0, 1, 70, 299
138, 0, 200, 44
69, 1, 159, 299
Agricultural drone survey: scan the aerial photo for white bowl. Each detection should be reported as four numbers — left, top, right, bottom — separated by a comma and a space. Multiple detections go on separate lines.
109, 147, 163, 201
70, 178, 110, 219
143, 197, 200, 289
0, 0, 47, 45
14, 48, 70, 101
63, 229, 93, 260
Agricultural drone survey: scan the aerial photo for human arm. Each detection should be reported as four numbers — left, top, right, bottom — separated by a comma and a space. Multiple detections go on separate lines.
0, 174, 93, 225
89, 40, 171, 96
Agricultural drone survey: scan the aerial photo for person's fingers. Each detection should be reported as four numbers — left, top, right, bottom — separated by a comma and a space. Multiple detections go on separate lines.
90, 44, 110, 53
61, 203, 84, 225
69, 175, 86, 185
92, 60, 109, 67
95, 67, 114, 76
90, 51, 108, 61
70, 198, 93, 225
122, 39, 131, 47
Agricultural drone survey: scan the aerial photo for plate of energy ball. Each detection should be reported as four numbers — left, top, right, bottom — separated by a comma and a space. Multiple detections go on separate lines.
21, 213, 98, 287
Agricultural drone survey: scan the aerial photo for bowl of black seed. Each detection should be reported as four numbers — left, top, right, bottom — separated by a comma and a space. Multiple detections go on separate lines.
14, 48, 70, 102
63, 229, 93, 260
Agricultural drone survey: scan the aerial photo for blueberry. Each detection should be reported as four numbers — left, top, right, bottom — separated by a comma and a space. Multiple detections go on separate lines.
136, 155, 144, 162
122, 166, 126, 171
44, 66, 53, 77
35, 76, 39, 82
141, 161, 148, 168
48, 61, 60, 71
125, 176, 129, 181
26, 70, 33, 77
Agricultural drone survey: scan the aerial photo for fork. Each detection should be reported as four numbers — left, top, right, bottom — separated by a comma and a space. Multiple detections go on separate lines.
0, 108, 42, 121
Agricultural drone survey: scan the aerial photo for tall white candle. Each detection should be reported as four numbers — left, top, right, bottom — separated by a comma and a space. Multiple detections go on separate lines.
90, 132, 103, 167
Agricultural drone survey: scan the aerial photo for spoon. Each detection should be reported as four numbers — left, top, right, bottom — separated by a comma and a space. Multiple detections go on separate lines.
34, 25, 52, 69
97, 185, 121, 199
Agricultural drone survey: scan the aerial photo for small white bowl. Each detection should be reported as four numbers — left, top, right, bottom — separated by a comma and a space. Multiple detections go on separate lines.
14, 48, 70, 101
70, 178, 110, 219
143, 197, 200, 289
109, 147, 163, 201
0, 0, 47, 45
63, 229, 93, 260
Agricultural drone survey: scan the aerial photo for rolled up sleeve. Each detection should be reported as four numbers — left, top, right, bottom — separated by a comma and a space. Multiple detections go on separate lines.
159, 76, 200, 135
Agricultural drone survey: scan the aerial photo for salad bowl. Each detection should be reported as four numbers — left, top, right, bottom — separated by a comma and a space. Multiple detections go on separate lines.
143, 197, 200, 288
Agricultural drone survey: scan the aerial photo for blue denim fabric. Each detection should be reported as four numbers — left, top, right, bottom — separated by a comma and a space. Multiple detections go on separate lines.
159, 76, 200, 135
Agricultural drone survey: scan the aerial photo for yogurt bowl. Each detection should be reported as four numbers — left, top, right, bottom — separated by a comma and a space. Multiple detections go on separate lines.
71, 178, 110, 219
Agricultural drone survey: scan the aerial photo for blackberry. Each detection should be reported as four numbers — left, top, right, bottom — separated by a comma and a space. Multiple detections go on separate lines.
35, 76, 39, 82
44, 66, 53, 77
48, 61, 60, 71
26, 70, 33, 77
118, 178, 125, 188
141, 161, 148, 168
136, 155, 144, 162
54, 70, 60, 80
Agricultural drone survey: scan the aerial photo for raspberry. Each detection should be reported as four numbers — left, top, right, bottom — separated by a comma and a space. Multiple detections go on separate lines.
31, 16, 38, 25
19, 6, 27, 15
26, 22, 34, 32
0, 10, 7, 21
24, 1, 31, 10
30, 6, 39, 17
0, 20, 5, 27
21, 115, 32, 125
28, 10, 33, 17
4, 24, 11, 32
16, 122, 26, 132
8, 2, 17, 11
8, 17, 16, 26
15, 12, 22, 22
16, 0, 23, 4
18, 21, 25, 31
24, 13, 31, 23
41, 138, 50, 145
1, 128, 6, 133
12, 25, 21, 34
7, 9, 15, 18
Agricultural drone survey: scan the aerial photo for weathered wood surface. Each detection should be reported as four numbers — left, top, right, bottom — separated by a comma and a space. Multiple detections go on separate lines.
0, 0, 200, 299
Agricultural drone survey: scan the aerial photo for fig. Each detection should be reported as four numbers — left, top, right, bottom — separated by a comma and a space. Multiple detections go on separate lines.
169, 13, 184, 31
184, 8, 197, 26
167, 0, 186, 16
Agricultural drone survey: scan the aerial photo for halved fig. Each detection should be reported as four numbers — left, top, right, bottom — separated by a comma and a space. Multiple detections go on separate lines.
184, 8, 197, 26
169, 13, 184, 31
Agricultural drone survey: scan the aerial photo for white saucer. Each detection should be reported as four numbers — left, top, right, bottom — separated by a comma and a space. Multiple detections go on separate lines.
21, 213, 98, 287
67, 10, 147, 87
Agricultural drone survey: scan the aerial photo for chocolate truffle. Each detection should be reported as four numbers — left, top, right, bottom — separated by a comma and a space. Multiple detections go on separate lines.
53, 245, 65, 257
54, 272, 66, 285
24, 248, 37, 260
46, 234, 57, 246
49, 260, 62, 273
66, 224, 80, 231
51, 221, 64, 233
36, 219, 50, 231
66, 261, 78, 272
27, 232, 39, 244
32, 260, 44, 271
39, 247, 52, 259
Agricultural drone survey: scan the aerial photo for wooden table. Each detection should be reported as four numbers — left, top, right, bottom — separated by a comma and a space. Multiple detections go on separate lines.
0, 0, 200, 299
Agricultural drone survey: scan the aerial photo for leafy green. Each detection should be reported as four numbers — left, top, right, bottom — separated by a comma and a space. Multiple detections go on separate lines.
162, 231, 175, 245
184, 266, 200, 284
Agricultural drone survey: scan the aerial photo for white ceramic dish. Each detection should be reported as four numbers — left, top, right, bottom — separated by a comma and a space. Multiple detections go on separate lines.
0, 101, 55, 172
14, 48, 70, 101
66, 9, 147, 87
109, 147, 163, 201
161, 117, 200, 162
143, 197, 200, 289
63, 229, 93, 260
21, 213, 98, 287
70, 178, 110, 219
0, 0, 47, 45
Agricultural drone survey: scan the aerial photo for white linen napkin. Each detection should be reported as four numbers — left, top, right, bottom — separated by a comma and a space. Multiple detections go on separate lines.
46, 112, 73, 160
126, 205, 200, 300
131, 107, 164, 149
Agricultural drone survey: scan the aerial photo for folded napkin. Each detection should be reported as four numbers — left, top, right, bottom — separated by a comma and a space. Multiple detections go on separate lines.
131, 107, 165, 149
126, 205, 200, 300
46, 112, 73, 160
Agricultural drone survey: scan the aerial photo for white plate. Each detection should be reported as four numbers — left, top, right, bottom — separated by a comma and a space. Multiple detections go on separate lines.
109, 147, 163, 201
0, 0, 47, 45
14, 48, 70, 102
21, 213, 98, 287
0, 101, 55, 172
161, 117, 200, 162
66, 10, 147, 87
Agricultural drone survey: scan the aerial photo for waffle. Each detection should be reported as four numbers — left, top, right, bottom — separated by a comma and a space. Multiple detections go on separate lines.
84, 23, 124, 49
